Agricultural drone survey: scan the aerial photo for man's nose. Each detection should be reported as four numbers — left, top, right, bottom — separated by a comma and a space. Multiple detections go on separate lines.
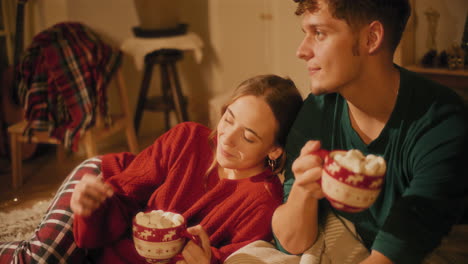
296, 37, 314, 60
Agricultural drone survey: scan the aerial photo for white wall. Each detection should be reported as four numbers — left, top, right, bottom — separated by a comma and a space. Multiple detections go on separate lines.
24, 0, 68, 45
20, 0, 467, 145
272, 0, 310, 97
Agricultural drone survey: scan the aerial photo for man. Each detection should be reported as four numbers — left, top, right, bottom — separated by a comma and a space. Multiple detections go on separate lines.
272, 0, 467, 263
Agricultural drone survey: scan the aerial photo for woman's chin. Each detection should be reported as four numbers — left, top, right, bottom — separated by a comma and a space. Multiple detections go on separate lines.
216, 158, 233, 169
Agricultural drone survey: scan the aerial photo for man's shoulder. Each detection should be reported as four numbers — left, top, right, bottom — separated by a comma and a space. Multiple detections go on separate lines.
299, 93, 341, 115
294, 93, 341, 126
400, 67, 465, 107
303, 93, 340, 105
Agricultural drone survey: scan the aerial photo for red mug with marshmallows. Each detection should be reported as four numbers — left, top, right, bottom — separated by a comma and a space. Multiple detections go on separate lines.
132, 211, 200, 264
313, 149, 386, 213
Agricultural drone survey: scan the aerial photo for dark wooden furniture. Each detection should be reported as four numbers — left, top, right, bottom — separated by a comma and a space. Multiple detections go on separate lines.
406, 66, 468, 105
134, 49, 189, 133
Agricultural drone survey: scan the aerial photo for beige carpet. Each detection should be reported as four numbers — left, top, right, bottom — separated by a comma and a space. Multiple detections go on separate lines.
0, 199, 51, 242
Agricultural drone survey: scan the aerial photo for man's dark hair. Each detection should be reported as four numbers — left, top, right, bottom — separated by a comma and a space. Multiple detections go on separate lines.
293, 0, 411, 52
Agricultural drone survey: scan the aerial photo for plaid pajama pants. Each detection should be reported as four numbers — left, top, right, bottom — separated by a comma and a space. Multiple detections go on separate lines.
0, 157, 103, 264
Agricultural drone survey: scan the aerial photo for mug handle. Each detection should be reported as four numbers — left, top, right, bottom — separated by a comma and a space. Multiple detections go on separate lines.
170, 230, 201, 263
181, 229, 201, 246
310, 149, 329, 160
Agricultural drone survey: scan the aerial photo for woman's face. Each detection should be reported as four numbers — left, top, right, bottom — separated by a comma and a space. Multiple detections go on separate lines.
216, 95, 282, 174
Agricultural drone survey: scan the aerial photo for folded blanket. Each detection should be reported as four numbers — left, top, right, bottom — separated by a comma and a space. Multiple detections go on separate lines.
225, 213, 468, 264
224, 212, 369, 264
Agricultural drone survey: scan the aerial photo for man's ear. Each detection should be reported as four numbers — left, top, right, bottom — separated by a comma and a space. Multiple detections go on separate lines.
268, 146, 284, 161
366, 20, 385, 54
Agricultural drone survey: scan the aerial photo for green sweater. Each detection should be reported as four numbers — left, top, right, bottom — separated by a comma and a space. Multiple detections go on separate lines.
280, 67, 468, 263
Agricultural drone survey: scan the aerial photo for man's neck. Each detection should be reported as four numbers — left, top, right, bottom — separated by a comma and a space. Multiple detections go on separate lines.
344, 62, 400, 144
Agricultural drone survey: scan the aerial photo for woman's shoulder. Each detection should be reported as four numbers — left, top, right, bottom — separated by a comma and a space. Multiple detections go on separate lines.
172, 121, 211, 132
167, 122, 213, 138
241, 172, 283, 204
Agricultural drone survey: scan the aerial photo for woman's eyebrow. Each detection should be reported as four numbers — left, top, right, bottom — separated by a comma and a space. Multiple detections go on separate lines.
227, 108, 262, 141
227, 108, 235, 118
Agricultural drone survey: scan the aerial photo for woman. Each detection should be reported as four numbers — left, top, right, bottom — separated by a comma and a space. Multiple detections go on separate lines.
70, 74, 303, 264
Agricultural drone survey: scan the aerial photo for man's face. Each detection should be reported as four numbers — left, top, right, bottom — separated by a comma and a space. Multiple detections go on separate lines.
297, 1, 365, 95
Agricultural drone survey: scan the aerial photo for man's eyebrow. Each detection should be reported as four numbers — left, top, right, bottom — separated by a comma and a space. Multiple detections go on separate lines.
306, 23, 332, 30
226, 108, 263, 141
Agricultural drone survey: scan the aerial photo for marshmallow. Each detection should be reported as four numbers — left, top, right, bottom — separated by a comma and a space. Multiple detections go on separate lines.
334, 150, 386, 176
135, 212, 150, 226
136, 210, 184, 228
172, 214, 184, 226
364, 155, 386, 176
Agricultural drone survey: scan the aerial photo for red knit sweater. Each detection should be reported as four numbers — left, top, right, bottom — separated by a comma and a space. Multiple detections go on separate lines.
73, 122, 283, 263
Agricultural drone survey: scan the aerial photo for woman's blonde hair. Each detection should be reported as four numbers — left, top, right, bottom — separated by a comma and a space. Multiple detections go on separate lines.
206, 74, 303, 177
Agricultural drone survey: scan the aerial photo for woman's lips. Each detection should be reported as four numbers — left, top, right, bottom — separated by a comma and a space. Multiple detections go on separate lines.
219, 147, 235, 158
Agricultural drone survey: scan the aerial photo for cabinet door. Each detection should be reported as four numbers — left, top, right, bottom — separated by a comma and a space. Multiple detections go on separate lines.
210, 0, 272, 92
210, 0, 310, 96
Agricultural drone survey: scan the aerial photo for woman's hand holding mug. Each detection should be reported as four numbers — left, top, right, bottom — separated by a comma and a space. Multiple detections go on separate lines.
176, 225, 212, 264
133, 210, 203, 264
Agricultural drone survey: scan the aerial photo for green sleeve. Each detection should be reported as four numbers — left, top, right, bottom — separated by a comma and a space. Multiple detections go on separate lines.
273, 94, 330, 254
273, 126, 305, 254
372, 107, 468, 264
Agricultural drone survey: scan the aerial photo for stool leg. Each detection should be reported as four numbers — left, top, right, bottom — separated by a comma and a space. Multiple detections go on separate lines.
125, 124, 139, 154
169, 62, 189, 122
56, 144, 66, 163
10, 133, 22, 189
160, 63, 171, 131
134, 61, 155, 134
116, 70, 139, 154
83, 132, 98, 158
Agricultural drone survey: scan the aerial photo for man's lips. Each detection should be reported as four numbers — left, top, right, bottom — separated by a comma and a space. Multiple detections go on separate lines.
308, 67, 321, 75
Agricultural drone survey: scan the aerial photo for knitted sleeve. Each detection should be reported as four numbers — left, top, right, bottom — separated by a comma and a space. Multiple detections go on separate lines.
211, 202, 280, 263
74, 122, 193, 248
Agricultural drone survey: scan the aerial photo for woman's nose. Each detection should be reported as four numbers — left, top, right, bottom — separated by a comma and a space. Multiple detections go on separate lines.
222, 128, 237, 146
296, 37, 314, 60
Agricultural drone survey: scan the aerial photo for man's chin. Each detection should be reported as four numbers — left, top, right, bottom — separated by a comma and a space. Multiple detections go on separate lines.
309, 85, 328, 95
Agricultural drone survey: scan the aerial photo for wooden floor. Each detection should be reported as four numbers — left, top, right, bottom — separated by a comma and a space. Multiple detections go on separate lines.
0, 132, 159, 213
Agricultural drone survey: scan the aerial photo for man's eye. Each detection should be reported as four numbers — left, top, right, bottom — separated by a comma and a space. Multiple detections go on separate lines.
315, 31, 325, 41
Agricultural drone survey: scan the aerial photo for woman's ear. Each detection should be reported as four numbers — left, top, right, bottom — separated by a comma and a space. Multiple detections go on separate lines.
366, 20, 385, 54
268, 146, 284, 161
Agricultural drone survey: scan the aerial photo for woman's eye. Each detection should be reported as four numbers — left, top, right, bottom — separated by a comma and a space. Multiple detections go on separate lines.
224, 117, 233, 124
244, 135, 255, 143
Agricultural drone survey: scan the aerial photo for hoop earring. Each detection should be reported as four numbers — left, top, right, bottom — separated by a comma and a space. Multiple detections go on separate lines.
268, 158, 277, 171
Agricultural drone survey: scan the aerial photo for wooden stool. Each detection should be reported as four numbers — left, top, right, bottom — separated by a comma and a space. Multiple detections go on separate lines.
134, 49, 189, 133
8, 69, 139, 189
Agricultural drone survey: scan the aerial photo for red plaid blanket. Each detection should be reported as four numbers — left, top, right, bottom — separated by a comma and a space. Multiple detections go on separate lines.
17, 22, 122, 151
0, 157, 102, 263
